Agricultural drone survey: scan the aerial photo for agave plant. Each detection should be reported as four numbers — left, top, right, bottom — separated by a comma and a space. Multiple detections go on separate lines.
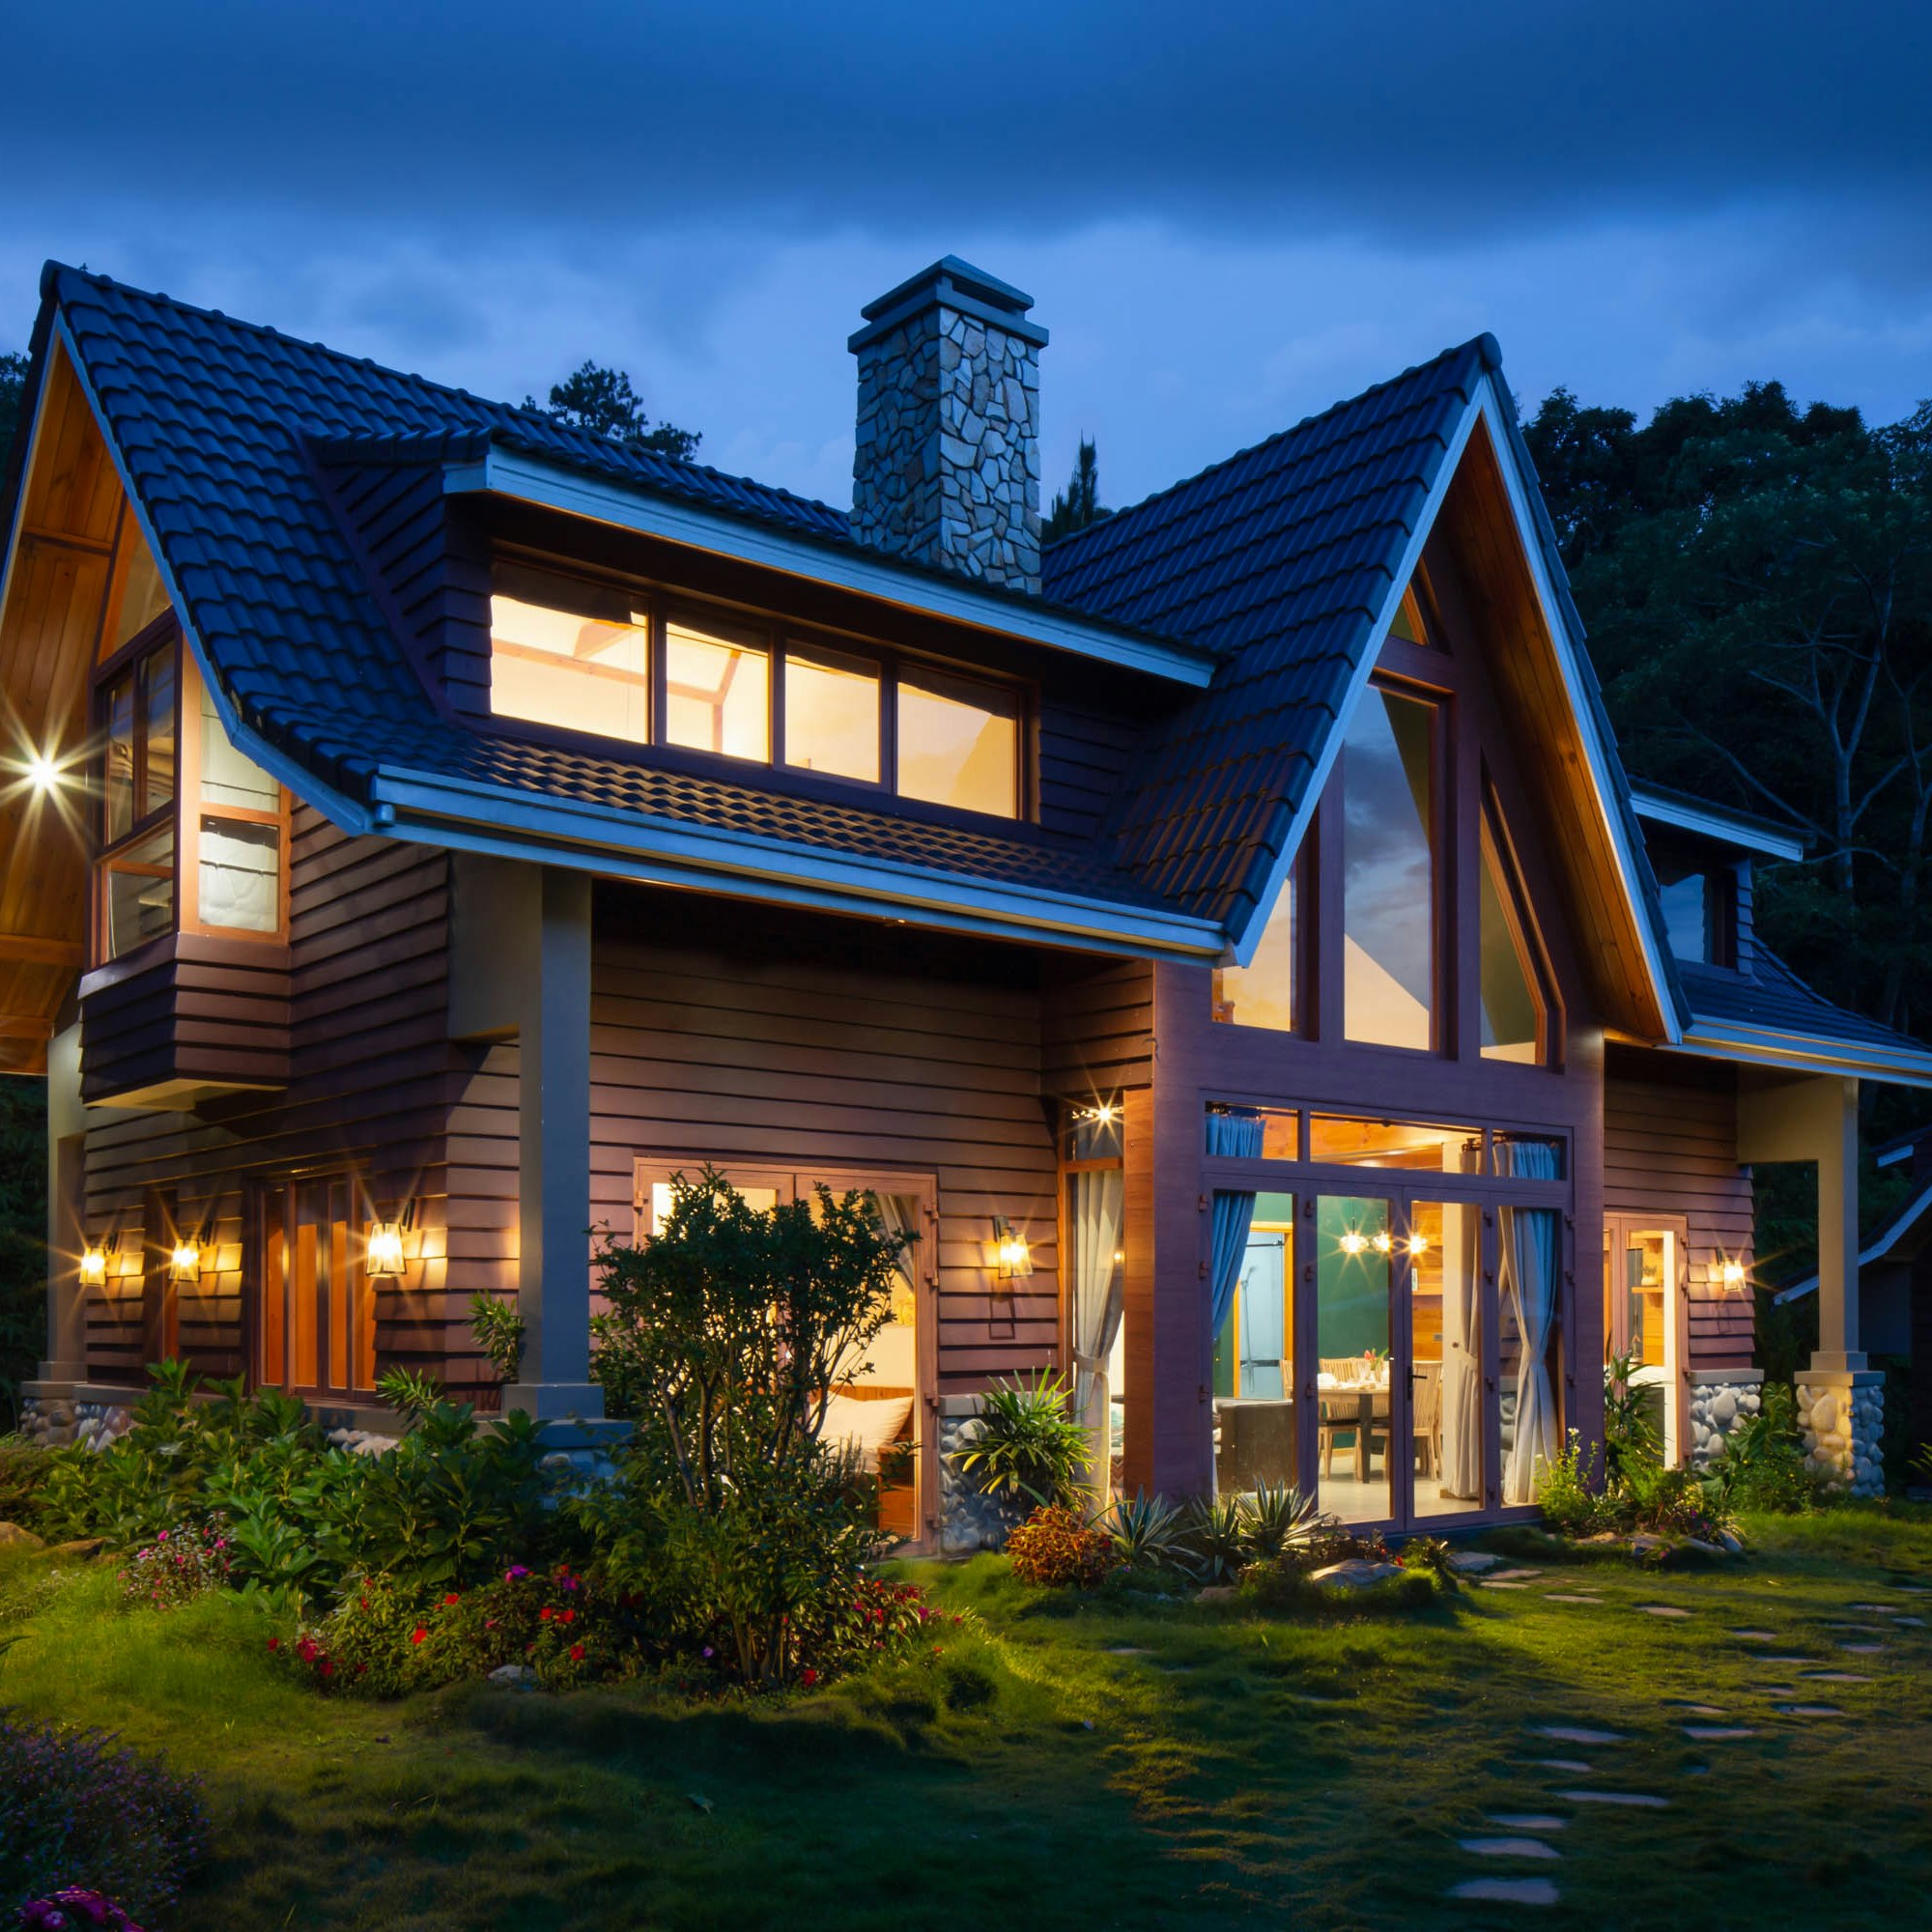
1100, 1489, 1187, 1570
1236, 1480, 1327, 1562
1181, 1493, 1249, 1583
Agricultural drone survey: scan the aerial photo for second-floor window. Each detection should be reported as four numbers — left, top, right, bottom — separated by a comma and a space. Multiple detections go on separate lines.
489, 566, 1024, 820
94, 618, 287, 964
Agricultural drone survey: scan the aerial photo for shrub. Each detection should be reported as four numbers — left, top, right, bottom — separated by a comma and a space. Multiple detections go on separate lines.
1236, 1481, 1327, 1562
17, 1888, 146, 1930
1604, 1349, 1662, 1483
1536, 1433, 1612, 1536
118, 1522, 231, 1611
807, 1577, 962, 1673
469, 1293, 526, 1384
1006, 1505, 1118, 1588
1701, 1381, 1818, 1516
954, 1373, 1091, 1512
0, 1436, 50, 1528
0, 1710, 208, 1923
580, 1171, 906, 1688
1179, 1494, 1248, 1583
1097, 1489, 1187, 1571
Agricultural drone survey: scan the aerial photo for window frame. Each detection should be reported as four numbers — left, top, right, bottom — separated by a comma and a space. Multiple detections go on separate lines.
90, 619, 292, 968
486, 560, 1034, 823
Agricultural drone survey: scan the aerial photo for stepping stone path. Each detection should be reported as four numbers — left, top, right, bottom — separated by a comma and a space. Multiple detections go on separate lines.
1841, 1644, 1887, 1656
1530, 1758, 1591, 1773
1557, 1790, 1671, 1809
1534, 1725, 1625, 1745
1847, 1602, 1895, 1611
1729, 1629, 1779, 1641
1452, 1879, 1561, 1906
1545, 1593, 1604, 1605
1447, 1550, 1506, 1576
1683, 1726, 1757, 1742
1801, 1671, 1871, 1684
1889, 1615, 1927, 1629
1776, 1704, 1848, 1719
1758, 1656, 1813, 1666
1462, 1837, 1562, 1861
1828, 1622, 1885, 1634
1637, 1605, 1690, 1618
1489, 1815, 1568, 1833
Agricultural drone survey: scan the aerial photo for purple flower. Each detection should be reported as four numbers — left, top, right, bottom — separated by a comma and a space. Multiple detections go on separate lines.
505, 1565, 530, 1581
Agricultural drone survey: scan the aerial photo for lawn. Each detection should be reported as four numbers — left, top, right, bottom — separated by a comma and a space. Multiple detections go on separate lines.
4, 1510, 1931, 1930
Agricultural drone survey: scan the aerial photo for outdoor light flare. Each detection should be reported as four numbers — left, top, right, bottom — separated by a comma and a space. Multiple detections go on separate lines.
366, 1221, 407, 1277
169, 1242, 201, 1283
78, 1243, 107, 1289
1372, 1231, 1393, 1254
26, 752, 60, 790
1338, 1231, 1367, 1256
1407, 1234, 1430, 1256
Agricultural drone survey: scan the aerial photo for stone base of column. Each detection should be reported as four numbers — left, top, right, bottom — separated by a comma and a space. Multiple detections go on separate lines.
502, 1381, 606, 1423
1795, 1367, 1886, 1497
1687, 1369, 1764, 1467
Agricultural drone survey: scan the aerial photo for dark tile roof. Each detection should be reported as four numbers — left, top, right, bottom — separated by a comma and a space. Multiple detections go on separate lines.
1679, 952, 1932, 1068
43, 265, 1175, 914
1042, 337, 1493, 924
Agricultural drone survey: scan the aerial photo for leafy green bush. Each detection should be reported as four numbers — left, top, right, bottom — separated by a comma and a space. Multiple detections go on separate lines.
118, 1522, 232, 1610
0, 1436, 50, 1527
1535, 1433, 1614, 1536
470, 1293, 526, 1383
1604, 1350, 1662, 1483
1179, 1494, 1248, 1582
1, 1709, 207, 1922
1006, 1505, 1118, 1587
954, 1372, 1091, 1511
1700, 1380, 1818, 1515
1097, 1489, 1187, 1571
1236, 1481, 1327, 1562
579, 1170, 907, 1688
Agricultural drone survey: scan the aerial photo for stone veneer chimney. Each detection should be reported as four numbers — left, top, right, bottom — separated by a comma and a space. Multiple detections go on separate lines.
848, 257, 1047, 596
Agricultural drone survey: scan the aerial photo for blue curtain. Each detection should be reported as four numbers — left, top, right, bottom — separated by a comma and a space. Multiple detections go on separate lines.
1494, 1136, 1562, 1501
1206, 1112, 1265, 1342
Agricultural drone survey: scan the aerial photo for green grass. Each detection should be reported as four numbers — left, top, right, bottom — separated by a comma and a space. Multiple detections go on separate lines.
5, 1510, 1932, 1929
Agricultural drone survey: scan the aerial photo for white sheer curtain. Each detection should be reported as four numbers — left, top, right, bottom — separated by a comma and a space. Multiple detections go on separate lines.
1068, 1169, 1125, 1498
1496, 1139, 1561, 1504
870, 1193, 921, 1326
1439, 1138, 1484, 1500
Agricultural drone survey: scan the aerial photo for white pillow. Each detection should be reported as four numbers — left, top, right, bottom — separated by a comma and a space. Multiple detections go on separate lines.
822, 1392, 914, 1472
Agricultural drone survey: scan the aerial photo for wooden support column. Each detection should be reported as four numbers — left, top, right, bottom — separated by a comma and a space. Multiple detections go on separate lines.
31, 1023, 89, 1388
449, 857, 601, 1420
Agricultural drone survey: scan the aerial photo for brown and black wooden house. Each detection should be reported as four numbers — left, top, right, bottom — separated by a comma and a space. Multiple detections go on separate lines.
4, 256, 1925, 1545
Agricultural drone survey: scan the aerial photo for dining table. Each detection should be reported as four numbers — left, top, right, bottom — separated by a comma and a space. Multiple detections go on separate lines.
1317, 1372, 1393, 1482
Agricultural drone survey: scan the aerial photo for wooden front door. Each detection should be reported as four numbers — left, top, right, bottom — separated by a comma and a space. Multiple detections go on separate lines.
254, 1179, 375, 1400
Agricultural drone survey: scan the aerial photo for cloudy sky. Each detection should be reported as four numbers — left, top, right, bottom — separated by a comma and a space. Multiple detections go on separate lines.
6, 1, 1928, 510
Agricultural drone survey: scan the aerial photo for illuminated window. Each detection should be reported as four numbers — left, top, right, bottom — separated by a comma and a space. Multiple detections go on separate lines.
96, 639, 177, 961
1343, 686, 1436, 1049
666, 616, 770, 762
1387, 582, 1433, 647
491, 593, 650, 745
896, 668, 1018, 817
784, 644, 880, 782
1478, 810, 1549, 1065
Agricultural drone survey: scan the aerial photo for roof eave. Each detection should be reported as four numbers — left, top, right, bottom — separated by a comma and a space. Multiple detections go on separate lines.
1670, 1021, 1932, 1090
1630, 784, 1807, 863
447, 444, 1218, 690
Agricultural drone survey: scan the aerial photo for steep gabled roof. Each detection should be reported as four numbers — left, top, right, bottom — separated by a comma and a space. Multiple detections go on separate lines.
1044, 338, 1492, 925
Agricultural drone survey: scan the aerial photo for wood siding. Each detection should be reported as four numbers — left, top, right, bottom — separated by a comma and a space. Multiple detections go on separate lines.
1604, 1045, 1756, 1367
75, 810, 469, 1397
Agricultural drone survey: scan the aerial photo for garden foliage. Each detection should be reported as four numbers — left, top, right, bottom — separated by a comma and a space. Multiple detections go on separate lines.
0, 1709, 208, 1923
954, 1371, 1092, 1510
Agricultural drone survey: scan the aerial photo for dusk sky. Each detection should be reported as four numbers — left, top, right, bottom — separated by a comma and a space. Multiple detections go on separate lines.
8, 1, 1928, 512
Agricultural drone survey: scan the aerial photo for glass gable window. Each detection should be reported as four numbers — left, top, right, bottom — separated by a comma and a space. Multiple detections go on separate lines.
1343, 687, 1436, 1049
1659, 867, 1712, 963
97, 639, 177, 961
784, 644, 880, 782
666, 616, 769, 762
491, 592, 650, 745
1214, 874, 1293, 1031
1479, 811, 1548, 1064
897, 668, 1019, 816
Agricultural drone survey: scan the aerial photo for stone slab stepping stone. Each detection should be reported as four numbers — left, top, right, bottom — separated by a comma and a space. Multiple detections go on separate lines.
1888, 1615, 1927, 1629
1450, 1878, 1560, 1906
1103, 1646, 1151, 1655
1846, 1602, 1895, 1610
1488, 1814, 1569, 1833
1545, 1593, 1604, 1604
1729, 1629, 1778, 1641
1827, 1622, 1884, 1634
1463, 1838, 1561, 1861
1776, 1704, 1848, 1718
1533, 1725, 1626, 1745
1484, 1567, 1545, 1582
1530, 1758, 1592, 1773
1683, 1726, 1757, 1741
1637, 1605, 1690, 1617
1556, 1790, 1671, 1809
1758, 1656, 1812, 1666
1801, 1671, 1871, 1683
1840, 1643, 1886, 1655
1481, 1580, 1533, 1590
1447, 1550, 1506, 1575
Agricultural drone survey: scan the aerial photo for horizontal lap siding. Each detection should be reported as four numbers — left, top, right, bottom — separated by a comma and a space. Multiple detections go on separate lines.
1041, 956, 1155, 1095
1604, 1050, 1755, 1366
562, 888, 1063, 1395
79, 812, 470, 1393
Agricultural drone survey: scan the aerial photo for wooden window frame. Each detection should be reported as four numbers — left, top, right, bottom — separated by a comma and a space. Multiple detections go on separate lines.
487, 561, 1035, 823
89, 624, 291, 967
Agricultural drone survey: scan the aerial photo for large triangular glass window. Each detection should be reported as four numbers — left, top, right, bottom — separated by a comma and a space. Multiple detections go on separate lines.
1478, 803, 1550, 1065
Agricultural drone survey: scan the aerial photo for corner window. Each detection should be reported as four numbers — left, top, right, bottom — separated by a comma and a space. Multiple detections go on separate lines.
1343, 685, 1437, 1050
1213, 872, 1294, 1032
488, 568, 1024, 818
93, 631, 287, 963
1478, 807, 1551, 1065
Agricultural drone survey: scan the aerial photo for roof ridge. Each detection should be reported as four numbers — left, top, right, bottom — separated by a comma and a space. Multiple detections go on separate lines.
1045, 332, 1497, 560
44, 259, 849, 527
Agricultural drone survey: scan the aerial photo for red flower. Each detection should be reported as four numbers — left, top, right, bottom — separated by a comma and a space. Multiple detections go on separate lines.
443, 1593, 460, 1606
569, 1643, 584, 1662
267, 1636, 280, 1651
801, 1667, 819, 1687
411, 1627, 428, 1645
539, 1606, 554, 1621
321, 1660, 335, 1678
561, 1607, 576, 1624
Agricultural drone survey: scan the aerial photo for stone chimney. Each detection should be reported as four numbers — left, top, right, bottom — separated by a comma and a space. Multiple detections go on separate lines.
849, 257, 1046, 595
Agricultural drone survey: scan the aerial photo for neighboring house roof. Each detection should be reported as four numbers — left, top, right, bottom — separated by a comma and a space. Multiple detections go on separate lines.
1775, 1176, 1932, 1304
1676, 951, 1932, 1087
1629, 781, 1808, 863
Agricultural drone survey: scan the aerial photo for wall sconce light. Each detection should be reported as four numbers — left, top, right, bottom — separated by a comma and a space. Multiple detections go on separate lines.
78, 1234, 114, 1289
366, 1200, 416, 1279
1719, 1259, 1747, 1290
991, 1216, 1035, 1280
168, 1241, 202, 1284
1074, 1098, 1121, 1126
1338, 1231, 1367, 1257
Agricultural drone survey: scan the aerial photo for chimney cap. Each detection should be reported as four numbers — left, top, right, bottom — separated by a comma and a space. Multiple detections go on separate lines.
850, 255, 1048, 354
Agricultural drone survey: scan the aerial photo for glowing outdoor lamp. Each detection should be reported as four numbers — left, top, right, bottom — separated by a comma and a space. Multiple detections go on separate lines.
991, 1216, 1035, 1280
26, 752, 61, 790
365, 1199, 416, 1279
168, 1241, 202, 1284
78, 1235, 112, 1289
1719, 1259, 1747, 1290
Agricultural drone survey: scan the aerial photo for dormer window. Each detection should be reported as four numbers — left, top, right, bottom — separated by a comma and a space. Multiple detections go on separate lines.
1658, 862, 1733, 967
488, 564, 1025, 819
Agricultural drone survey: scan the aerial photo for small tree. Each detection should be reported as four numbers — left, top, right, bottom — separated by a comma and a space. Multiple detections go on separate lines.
526, 358, 701, 462
1043, 437, 1111, 544
579, 1170, 908, 1686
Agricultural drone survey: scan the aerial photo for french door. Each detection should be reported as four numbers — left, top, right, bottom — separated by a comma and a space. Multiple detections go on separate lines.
1301, 1190, 1495, 1530
254, 1178, 376, 1400
1604, 1212, 1689, 1466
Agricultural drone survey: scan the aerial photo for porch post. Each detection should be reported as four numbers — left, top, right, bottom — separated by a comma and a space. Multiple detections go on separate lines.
1738, 1071, 1882, 1494
449, 857, 601, 1421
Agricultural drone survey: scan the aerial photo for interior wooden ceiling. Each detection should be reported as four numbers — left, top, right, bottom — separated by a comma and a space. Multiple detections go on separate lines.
0, 345, 120, 1076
